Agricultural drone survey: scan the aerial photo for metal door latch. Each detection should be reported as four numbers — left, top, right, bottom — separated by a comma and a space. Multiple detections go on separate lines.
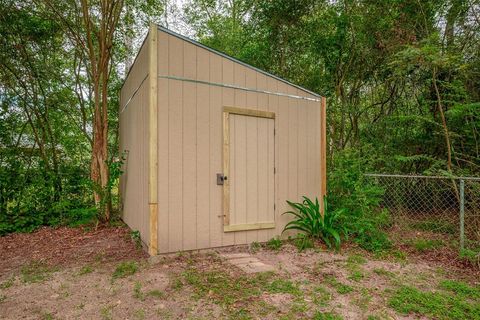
217, 173, 227, 185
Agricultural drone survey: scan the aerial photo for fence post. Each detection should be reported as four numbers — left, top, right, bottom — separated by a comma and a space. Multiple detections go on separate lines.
459, 179, 465, 251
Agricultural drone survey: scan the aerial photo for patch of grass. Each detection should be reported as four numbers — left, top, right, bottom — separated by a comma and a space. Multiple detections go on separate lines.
347, 254, 367, 265
266, 237, 283, 250
20, 261, 57, 283
42, 312, 54, 320
324, 275, 353, 294
313, 311, 343, 320
373, 268, 395, 278
0, 276, 15, 289
112, 261, 138, 281
439, 279, 480, 299
133, 282, 144, 301
78, 265, 94, 276
294, 234, 314, 251
348, 270, 365, 282
354, 288, 372, 311
312, 285, 332, 307
250, 241, 262, 253
389, 285, 480, 319
134, 309, 145, 320
0, 294, 6, 303
410, 220, 456, 234
100, 305, 113, 320
266, 279, 301, 296
460, 248, 480, 267
410, 239, 444, 252
147, 289, 165, 299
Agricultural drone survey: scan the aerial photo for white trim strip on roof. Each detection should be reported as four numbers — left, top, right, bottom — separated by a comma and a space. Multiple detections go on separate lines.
157, 75, 321, 102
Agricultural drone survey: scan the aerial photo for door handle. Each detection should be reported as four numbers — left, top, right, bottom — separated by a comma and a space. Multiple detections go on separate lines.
217, 173, 227, 185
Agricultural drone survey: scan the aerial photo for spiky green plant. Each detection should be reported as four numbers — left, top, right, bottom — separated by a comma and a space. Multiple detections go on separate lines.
283, 196, 344, 249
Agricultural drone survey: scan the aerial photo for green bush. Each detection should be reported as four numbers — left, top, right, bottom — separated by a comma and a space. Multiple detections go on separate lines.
283, 196, 343, 249
328, 148, 392, 252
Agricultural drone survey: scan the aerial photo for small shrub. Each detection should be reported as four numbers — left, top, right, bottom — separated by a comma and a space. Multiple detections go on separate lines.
266, 237, 283, 250
112, 261, 138, 280
283, 196, 343, 249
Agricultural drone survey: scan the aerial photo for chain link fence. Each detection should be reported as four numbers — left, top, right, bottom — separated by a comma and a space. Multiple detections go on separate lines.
365, 174, 480, 256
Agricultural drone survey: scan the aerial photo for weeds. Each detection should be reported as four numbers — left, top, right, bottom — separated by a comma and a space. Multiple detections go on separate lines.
112, 261, 138, 281
313, 311, 343, 320
147, 289, 165, 299
20, 261, 57, 283
133, 282, 145, 301
78, 265, 94, 275
266, 237, 283, 250
410, 239, 444, 252
389, 285, 480, 319
0, 277, 15, 289
324, 275, 353, 294
130, 230, 142, 249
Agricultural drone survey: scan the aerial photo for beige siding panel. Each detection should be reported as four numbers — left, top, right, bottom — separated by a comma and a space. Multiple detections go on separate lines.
245, 68, 258, 243
209, 53, 224, 248
297, 91, 308, 200
232, 63, 247, 245
182, 43, 197, 251
221, 58, 235, 246
196, 49, 211, 249
256, 73, 269, 243
168, 80, 183, 252
288, 87, 299, 204
121, 40, 149, 105
120, 81, 149, 246
168, 34, 183, 77
157, 31, 169, 253
276, 82, 291, 238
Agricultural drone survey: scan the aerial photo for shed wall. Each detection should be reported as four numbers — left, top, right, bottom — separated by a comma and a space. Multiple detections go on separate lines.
119, 39, 150, 246
155, 30, 322, 253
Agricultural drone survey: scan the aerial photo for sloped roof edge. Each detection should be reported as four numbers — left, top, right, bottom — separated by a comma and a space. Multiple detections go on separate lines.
157, 25, 322, 99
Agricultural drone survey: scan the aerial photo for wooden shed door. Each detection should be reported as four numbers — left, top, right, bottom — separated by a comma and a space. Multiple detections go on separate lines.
223, 107, 275, 232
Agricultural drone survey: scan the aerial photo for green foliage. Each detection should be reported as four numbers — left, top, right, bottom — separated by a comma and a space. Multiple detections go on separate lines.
328, 149, 392, 252
20, 261, 57, 283
389, 285, 480, 319
313, 312, 343, 320
294, 234, 314, 252
459, 248, 480, 267
410, 239, 444, 252
283, 196, 343, 249
112, 261, 138, 280
130, 230, 142, 249
266, 237, 283, 250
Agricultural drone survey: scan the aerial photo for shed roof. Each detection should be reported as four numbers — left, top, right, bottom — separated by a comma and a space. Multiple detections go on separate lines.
156, 25, 321, 98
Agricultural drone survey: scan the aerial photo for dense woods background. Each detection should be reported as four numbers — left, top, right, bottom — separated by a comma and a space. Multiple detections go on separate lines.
1, 0, 479, 234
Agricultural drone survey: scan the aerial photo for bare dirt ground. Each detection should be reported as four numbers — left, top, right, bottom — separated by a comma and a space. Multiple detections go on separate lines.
1, 226, 479, 320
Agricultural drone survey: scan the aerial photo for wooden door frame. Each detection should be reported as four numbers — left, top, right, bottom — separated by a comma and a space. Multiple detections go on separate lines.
222, 106, 276, 232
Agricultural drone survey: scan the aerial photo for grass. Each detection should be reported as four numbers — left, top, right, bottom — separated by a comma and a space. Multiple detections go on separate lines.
373, 268, 395, 278
439, 279, 480, 299
324, 275, 353, 294
111, 261, 138, 281
313, 311, 343, 319
266, 278, 302, 296
312, 285, 332, 307
0, 276, 15, 289
389, 285, 480, 319
133, 282, 144, 301
410, 239, 444, 252
78, 265, 94, 275
20, 261, 57, 283
147, 289, 165, 299
409, 220, 456, 234
266, 237, 283, 250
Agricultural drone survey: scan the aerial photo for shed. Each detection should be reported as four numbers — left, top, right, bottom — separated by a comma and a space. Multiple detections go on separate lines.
119, 24, 327, 255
